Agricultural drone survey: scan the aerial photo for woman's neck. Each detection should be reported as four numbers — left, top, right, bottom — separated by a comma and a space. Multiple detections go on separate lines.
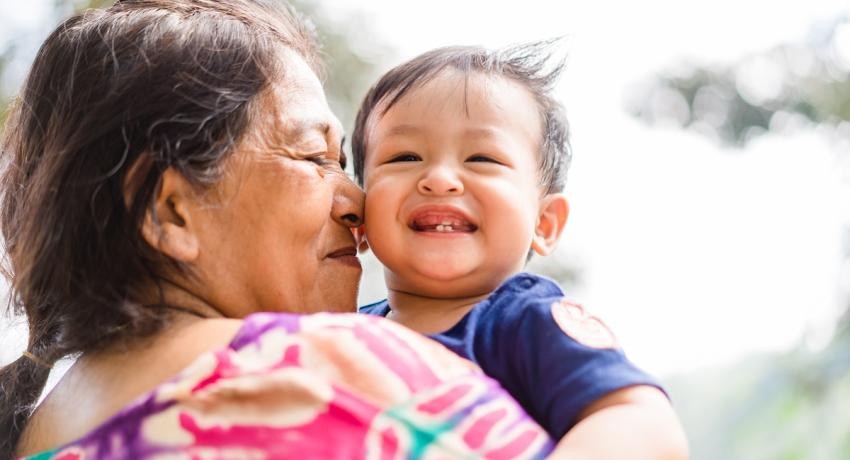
385, 289, 491, 335
142, 277, 228, 320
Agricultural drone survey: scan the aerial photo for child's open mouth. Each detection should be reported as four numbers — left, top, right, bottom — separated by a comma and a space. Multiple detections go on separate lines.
408, 207, 478, 233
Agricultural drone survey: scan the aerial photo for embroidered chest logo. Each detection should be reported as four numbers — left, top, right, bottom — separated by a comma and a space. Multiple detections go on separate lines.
550, 299, 619, 349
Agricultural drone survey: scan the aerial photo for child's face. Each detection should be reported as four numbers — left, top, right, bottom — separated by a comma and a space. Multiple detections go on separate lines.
363, 71, 550, 298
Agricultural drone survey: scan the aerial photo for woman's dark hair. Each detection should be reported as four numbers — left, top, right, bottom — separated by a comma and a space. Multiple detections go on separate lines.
351, 40, 571, 194
0, 0, 320, 456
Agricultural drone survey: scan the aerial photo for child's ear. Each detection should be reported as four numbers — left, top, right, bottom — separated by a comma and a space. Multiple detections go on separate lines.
531, 193, 569, 256
140, 167, 200, 263
354, 224, 370, 254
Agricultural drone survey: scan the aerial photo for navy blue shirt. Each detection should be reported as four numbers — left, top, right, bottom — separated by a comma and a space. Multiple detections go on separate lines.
360, 272, 663, 439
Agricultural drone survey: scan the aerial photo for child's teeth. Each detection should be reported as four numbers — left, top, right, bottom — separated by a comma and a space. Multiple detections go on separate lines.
435, 224, 453, 232
436, 225, 445, 231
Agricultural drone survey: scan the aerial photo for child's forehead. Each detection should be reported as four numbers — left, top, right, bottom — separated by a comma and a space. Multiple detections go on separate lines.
399, 70, 524, 105
370, 69, 539, 127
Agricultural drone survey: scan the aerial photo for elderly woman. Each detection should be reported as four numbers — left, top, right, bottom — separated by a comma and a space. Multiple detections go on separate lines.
0, 1, 553, 458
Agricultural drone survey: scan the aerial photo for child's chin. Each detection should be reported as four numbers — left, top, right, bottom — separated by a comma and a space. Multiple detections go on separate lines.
410, 260, 479, 282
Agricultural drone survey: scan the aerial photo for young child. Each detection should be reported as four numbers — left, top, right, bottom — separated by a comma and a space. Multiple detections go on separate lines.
352, 42, 687, 457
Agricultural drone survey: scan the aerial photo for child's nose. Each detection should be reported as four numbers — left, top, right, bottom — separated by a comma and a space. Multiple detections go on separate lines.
418, 166, 464, 195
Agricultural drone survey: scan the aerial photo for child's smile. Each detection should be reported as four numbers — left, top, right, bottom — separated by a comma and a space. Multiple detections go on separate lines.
407, 205, 478, 234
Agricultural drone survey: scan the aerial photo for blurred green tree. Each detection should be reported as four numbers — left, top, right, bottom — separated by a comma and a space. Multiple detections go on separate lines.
0, 39, 17, 126
0, 0, 394, 134
626, 15, 850, 148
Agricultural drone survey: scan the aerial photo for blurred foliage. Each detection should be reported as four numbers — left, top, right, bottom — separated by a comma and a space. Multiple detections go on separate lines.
286, 0, 394, 132
54, 0, 114, 12
0, 0, 394, 137
0, 48, 10, 126
667, 326, 850, 460
626, 15, 850, 147
631, 13, 850, 460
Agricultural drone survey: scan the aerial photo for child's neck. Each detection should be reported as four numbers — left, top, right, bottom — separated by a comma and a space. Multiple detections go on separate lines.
386, 288, 491, 335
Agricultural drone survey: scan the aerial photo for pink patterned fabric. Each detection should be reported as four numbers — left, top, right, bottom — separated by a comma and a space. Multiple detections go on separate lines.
26, 313, 552, 459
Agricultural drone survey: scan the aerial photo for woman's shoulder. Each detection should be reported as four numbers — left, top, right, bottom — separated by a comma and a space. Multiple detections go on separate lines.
22, 312, 553, 459
17, 316, 244, 457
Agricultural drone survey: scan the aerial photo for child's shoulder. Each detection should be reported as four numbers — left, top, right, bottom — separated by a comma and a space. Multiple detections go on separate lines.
490, 272, 565, 299
481, 271, 569, 316
475, 272, 619, 350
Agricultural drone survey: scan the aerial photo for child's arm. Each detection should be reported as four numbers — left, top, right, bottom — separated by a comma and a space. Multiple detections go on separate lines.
548, 385, 688, 459
466, 274, 687, 456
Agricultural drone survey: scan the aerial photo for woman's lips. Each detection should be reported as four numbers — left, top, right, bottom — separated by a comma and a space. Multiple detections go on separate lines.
326, 246, 361, 268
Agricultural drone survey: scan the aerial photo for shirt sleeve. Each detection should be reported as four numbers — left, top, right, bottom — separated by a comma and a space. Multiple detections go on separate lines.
471, 292, 664, 440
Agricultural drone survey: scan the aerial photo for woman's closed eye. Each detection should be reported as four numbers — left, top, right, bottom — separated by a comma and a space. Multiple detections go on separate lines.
304, 152, 334, 167
303, 153, 346, 174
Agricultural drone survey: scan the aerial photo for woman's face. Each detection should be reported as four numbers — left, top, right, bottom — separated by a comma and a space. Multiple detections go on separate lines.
191, 52, 364, 316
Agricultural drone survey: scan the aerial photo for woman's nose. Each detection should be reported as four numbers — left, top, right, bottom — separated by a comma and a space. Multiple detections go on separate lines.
417, 165, 464, 196
332, 173, 364, 228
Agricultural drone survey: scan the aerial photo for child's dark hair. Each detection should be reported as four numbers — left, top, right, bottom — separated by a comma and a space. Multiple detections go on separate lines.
352, 40, 571, 194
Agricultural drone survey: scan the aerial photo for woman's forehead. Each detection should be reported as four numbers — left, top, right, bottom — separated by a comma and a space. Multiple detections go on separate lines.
254, 55, 343, 149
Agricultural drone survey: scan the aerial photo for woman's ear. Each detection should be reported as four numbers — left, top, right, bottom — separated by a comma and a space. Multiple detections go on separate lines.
140, 167, 200, 263
531, 193, 569, 256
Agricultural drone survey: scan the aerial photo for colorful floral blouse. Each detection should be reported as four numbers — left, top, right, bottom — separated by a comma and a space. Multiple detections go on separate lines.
26, 313, 553, 459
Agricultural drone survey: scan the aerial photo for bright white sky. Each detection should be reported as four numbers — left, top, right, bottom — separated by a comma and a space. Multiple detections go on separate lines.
1, 0, 849, 379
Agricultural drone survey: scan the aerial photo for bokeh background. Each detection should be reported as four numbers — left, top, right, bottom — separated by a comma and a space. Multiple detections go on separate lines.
1, 1, 849, 458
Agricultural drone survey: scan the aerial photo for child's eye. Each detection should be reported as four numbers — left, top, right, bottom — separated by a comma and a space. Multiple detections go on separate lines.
386, 152, 421, 163
466, 154, 501, 164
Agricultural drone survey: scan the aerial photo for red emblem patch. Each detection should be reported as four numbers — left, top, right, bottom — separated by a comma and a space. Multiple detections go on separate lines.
550, 299, 618, 349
